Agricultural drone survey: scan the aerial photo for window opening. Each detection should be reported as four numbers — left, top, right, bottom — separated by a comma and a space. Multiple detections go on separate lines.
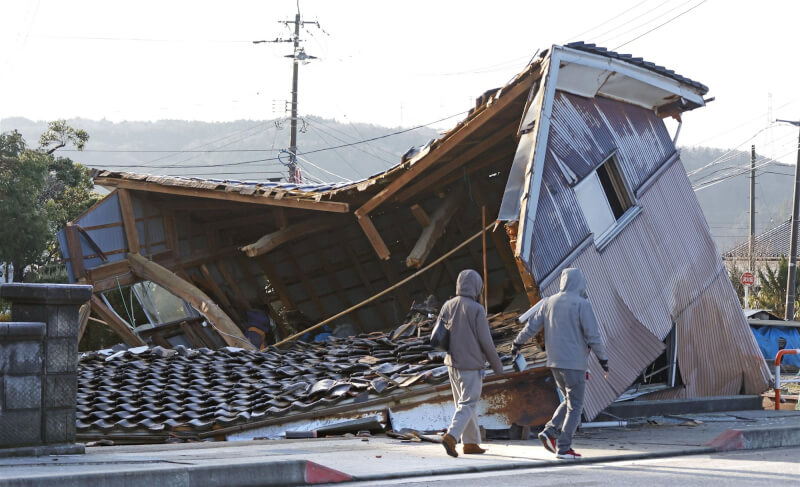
574, 153, 635, 240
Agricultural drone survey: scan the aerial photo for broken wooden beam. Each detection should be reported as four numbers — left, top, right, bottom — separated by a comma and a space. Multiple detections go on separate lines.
357, 214, 391, 260
126, 252, 255, 350
89, 295, 146, 347
240, 216, 345, 258
406, 187, 465, 268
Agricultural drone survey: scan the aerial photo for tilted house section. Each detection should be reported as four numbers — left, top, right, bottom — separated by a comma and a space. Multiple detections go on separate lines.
62, 43, 770, 426
500, 43, 770, 418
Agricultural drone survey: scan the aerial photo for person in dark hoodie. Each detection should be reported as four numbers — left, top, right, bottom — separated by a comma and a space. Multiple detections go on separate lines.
511, 268, 608, 460
440, 269, 504, 458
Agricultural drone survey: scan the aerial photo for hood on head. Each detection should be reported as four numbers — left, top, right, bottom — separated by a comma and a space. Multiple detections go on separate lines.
456, 269, 483, 301
560, 268, 587, 297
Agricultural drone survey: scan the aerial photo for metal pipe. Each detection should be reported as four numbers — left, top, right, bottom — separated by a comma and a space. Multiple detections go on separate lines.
482, 205, 488, 310
580, 421, 628, 428
774, 348, 800, 410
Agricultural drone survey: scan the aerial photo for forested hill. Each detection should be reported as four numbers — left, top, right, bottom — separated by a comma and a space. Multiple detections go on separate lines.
1, 117, 440, 184
2, 118, 794, 253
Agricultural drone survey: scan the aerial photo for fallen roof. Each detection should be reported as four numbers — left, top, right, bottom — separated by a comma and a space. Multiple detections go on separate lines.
76, 311, 535, 442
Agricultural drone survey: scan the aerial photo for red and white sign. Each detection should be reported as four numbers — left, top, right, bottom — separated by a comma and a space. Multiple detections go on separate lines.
741, 272, 755, 287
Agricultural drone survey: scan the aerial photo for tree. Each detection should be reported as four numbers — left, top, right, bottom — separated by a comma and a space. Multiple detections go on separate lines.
0, 121, 100, 282
753, 255, 799, 319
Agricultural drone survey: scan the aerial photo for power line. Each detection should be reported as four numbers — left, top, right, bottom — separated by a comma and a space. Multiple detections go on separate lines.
62, 148, 282, 153
87, 110, 468, 170
596, 0, 695, 46
614, 0, 708, 50
562, 0, 651, 43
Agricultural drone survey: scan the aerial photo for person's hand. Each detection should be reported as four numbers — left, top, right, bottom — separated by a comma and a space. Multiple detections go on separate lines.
511, 343, 521, 357
599, 359, 609, 379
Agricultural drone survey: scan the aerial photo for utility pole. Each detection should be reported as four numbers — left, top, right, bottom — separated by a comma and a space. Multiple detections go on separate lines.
777, 119, 800, 320
253, 3, 320, 183
749, 145, 756, 274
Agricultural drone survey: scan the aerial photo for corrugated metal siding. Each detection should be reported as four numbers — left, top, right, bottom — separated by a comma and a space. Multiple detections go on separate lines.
525, 92, 675, 281
540, 161, 771, 418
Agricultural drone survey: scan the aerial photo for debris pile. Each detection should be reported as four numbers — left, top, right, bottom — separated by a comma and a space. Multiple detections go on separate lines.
76, 311, 531, 442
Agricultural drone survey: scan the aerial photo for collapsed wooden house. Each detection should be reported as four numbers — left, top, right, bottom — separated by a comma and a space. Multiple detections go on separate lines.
61, 42, 771, 429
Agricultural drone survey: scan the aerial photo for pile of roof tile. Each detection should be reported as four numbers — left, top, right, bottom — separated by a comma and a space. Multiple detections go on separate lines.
76, 311, 527, 441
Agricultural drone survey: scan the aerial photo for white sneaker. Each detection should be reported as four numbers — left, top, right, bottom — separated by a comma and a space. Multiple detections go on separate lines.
556, 449, 582, 460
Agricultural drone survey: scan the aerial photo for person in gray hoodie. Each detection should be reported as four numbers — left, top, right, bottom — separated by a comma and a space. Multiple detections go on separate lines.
511, 268, 608, 460
439, 269, 504, 458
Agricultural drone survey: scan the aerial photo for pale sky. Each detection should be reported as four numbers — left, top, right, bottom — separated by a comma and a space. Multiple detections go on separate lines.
2, 0, 800, 164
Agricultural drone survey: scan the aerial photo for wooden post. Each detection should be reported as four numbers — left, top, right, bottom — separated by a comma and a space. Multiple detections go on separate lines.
65, 223, 86, 280
126, 252, 255, 350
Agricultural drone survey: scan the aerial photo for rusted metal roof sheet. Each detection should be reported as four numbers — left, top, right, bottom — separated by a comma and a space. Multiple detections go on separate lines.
540, 160, 770, 419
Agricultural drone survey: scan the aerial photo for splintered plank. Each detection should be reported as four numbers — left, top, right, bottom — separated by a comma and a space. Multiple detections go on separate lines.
127, 252, 255, 350
406, 187, 466, 269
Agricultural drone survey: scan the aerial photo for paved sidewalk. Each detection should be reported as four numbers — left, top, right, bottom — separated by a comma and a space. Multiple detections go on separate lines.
1, 409, 799, 486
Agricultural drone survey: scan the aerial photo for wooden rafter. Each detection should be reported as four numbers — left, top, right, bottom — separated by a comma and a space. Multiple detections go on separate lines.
394, 121, 518, 203
126, 252, 255, 350
240, 216, 346, 258
409, 204, 431, 227
117, 188, 140, 254
97, 178, 350, 213
357, 214, 391, 260
353, 75, 534, 219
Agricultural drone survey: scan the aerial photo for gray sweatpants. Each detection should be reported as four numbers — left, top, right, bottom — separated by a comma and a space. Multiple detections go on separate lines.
446, 367, 483, 444
543, 368, 586, 454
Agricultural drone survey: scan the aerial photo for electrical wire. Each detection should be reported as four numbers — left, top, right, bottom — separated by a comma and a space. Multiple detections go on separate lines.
86, 110, 469, 170
614, 0, 708, 50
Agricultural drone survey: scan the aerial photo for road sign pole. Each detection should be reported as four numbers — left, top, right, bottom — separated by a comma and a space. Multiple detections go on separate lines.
744, 285, 749, 310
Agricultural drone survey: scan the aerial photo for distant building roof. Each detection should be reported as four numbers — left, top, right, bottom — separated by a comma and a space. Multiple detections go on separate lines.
724, 218, 798, 261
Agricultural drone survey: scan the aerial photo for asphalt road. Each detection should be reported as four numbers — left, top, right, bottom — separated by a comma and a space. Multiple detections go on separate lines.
337, 447, 800, 486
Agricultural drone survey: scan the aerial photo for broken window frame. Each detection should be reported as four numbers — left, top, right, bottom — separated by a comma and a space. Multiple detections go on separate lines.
572, 150, 641, 251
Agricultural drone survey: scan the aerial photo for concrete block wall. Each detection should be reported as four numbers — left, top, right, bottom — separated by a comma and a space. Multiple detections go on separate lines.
0, 284, 92, 448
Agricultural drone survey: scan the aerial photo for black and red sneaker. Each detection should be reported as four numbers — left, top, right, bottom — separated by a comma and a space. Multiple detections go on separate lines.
538, 431, 556, 454
556, 449, 582, 460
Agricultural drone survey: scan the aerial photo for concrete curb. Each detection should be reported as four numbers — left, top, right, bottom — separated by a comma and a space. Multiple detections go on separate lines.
0, 460, 351, 487
348, 447, 718, 483
347, 425, 800, 484
707, 426, 800, 452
